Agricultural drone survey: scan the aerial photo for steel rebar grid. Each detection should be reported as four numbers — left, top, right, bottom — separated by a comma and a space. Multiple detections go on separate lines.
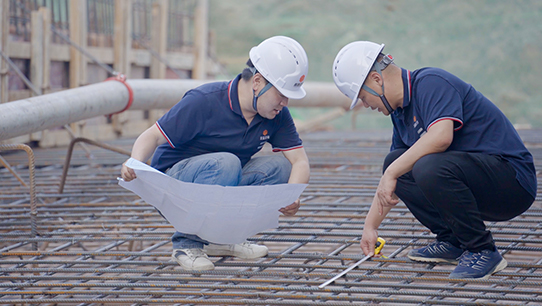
0, 130, 541, 305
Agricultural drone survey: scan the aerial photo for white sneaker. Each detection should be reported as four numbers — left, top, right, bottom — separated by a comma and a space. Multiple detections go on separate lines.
171, 248, 214, 271
204, 242, 268, 259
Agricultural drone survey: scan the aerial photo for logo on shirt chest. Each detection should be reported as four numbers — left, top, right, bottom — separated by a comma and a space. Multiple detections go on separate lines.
258, 129, 270, 149
260, 129, 270, 141
413, 116, 426, 137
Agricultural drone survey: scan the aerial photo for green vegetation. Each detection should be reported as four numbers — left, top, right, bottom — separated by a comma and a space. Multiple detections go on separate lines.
209, 0, 542, 129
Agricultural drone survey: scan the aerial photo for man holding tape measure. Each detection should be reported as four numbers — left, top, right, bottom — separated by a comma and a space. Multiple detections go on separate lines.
331, 41, 536, 279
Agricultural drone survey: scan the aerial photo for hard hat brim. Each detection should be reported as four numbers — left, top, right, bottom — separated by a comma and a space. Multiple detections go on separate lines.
278, 87, 306, 100
350, 97, 360, 110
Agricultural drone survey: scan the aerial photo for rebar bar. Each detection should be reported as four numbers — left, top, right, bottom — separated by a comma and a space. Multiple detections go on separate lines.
0, 143, 37, 250
1, 130, 541, 305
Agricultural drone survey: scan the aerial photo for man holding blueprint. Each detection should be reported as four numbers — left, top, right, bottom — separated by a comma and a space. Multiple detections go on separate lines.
120, 36, 310, 271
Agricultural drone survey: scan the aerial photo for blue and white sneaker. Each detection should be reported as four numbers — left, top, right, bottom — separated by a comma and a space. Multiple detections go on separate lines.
408, 241, 464, 264
449, 249, 507, 279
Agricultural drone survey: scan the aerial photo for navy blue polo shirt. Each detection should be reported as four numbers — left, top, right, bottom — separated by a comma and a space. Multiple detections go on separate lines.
150, 74, 303, 173
391, 68, 537, 198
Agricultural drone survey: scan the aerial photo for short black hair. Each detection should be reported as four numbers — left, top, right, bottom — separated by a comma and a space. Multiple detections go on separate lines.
241, 58, 255, 81
241, 58, 270, 85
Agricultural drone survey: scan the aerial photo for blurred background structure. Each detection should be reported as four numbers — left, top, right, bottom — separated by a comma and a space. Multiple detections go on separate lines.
1, 0, 541, 146
0, 1, 541, 305
1, 0, 223, 146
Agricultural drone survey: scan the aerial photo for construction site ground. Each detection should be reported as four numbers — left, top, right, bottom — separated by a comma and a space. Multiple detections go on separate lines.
1, 129, 541, 305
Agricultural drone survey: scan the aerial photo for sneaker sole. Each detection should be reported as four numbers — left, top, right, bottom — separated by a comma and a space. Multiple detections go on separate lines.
205, 249, 268, 259
407, 254, 459, 264
171, 255, 215, 271
480, 258, 508, 280
449, 258, 508, 279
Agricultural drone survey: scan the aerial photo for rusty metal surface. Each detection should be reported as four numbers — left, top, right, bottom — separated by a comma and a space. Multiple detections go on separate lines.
0, 129, 541, 305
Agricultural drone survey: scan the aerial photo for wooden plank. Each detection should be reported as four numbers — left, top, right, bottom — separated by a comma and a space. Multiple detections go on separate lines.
39, 7, 52, 92
78, 1, 88, 85
112, 0, 133, 135
0, 0, 8, 103
150, 0, 167, 80
69, 0, 82, 88
69, 0, 88, 88
29, 11, 45, 143
9, 41, 70, 61
193, 0, 208, 79
113, 0, 132, 76
8, 89, 32, 101
8, 42, 195, 72
149, 0, 169, 123
30, 11, 44, 95
87, 46, 114, 64
165, 52, 194, 70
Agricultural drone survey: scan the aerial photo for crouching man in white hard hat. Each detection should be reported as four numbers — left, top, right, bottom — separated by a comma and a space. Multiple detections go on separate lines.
332, 41, 536, 279
121, 36, 310, 271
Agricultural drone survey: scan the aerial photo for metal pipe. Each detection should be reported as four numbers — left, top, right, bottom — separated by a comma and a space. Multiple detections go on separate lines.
0, 80, 349, 141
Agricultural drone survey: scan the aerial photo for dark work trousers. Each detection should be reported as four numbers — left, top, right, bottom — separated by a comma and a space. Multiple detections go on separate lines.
385, 149, 534, 252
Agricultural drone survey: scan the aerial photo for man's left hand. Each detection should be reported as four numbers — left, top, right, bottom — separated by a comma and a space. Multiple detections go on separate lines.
375, 174, 400, 215
279, 199, 300, 216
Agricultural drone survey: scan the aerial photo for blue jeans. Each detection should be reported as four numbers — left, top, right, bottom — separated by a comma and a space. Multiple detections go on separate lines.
165, 152, 292, 249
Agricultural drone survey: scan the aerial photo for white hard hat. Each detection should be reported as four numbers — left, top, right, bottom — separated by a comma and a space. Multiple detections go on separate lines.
249, 36, 309, 100
332, 41, 385, 109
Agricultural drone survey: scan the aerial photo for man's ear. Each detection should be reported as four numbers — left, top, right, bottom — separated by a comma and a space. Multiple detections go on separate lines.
368, 71, 383, 86
252, 73, 263, 90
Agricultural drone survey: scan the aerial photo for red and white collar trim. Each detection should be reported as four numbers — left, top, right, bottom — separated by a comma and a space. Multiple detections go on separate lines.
227, 80, 233, 111
407, 70, 412, 101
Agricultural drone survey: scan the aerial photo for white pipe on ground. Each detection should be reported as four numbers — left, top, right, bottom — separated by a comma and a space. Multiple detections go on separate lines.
0, 79, 350, 141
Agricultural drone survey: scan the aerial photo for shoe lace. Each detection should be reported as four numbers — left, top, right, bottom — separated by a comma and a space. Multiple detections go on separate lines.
458, 250, 490, 269
426, 241, 452, 255
182, 248, 207, 259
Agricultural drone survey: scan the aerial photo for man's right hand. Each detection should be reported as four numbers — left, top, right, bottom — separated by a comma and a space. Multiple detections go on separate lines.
360, 228, 379, 256
121, 160, 137, 182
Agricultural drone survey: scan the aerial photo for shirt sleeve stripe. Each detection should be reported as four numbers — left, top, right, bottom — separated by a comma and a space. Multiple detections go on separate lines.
155, 122, 175, 148
428, 117, 464, 131
272, 145, 304, 152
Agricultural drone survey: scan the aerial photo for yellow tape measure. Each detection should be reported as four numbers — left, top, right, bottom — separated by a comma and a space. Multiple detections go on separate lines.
374, 237, 385, 255
319, 237, 387, 288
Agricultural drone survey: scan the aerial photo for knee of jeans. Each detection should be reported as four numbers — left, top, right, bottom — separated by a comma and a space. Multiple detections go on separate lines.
271, 156, 292, 181
243, 155, 291, 185
210, 153, 242, 184
211, 152, 242, 172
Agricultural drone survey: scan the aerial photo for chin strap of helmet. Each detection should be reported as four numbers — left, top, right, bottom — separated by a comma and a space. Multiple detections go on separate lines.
249, 67, 273, 112
362, 54, 395, 114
